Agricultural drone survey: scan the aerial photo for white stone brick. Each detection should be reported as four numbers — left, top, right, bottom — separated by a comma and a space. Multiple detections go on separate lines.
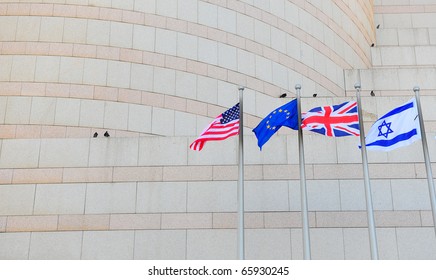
156, 0, 177, 17
187, 229, 236, 259
246, 229, 292, 259
30, 97, 56, 125
11, 56, 36, 82
39, 139, 90, 168
0, 139, 40, 168
177, 0, 197, 21
198, 1, 218, 28
63, 18, 87, 44
107, 60, 131, 88
59, 57, 84, 84
198, 38, 218, 65
376, 29, 398, 46
87, 19, 110, 45
391, 179, 431, 210
245, 181, 289, 211
396, 228, 436, 259
82, 231, 134, 260
128, 104, 152, 133
197, 75, 217, 104
153, 67, 176, 95
174, 111, 197, 136
155, 29, 177, 56
39, 17, 64, 42
0, 233, 31, 259
103, 101, 128, 130
237, 49, 256, 76
85, 182, 137, 214
133, 25, 155, 52
134, 230, 186, 259
134, 0, 155, 13
254, 19, 271, 47
34, 183, 86, 215
311, 228, 344, 260
218, 43, 237, 70
89, 137, 139, 167
110, 22, 133, 48
307, 180, 341, 211
130, 63, 153, 91
0, 184, 35, 215
138, 136, 187, 165
16, 16, 40, 41
255, 55, 272, 83
187, 181, 236, 212
4, 96, 31, 124
137, 182, 187, 213
175, 71, 197, 99
55, 98, 81, 126
218, 6, 236, 33
151, 107, 174, 136
112, 0, 134, 10
0, 97, 7, 123
237, 13, 254, 40
0, 17, 17, 41
187, 135, 237, 165
343, 228, 370, 260
35, 56, 60, 83
29, 232, 82, 260
177, 33, 198, 60
79, 99, 105, 128
83, 58, 107, 86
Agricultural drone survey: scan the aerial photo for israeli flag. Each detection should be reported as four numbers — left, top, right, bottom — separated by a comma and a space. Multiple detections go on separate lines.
364, 98, 421, 151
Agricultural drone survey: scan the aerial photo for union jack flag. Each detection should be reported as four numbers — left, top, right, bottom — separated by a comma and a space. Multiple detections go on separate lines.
190, 103, 240, 151
301, 101, 360, 137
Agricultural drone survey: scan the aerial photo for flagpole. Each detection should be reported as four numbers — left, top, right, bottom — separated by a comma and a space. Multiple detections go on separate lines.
296, 84, 311, 260
238, 86, 245, 260
355, 83, 379, 260
413, 86, 436, 235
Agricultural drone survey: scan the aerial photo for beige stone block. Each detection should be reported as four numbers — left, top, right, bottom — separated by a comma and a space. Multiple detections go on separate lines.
112, 166, 162, 182
58, 214, 110, 231
79, 99, 105, 128
0, 169, 13, 184
11, 56, 36, 82
263, 165, 301, 180
375, 210, 421, 227
110, 214, 160, 230
246, 181, 289, 211
213, 212, 236, 228
59, 57, 84, 84
246, 229, 291, 259
15, 124, 40, 138
0, 139, 40, 168
396, 228, 436, 259
137, 182, 187, 213
29, 232, 82, 260
187, 229, 236, 259
39, 139, 89, 168
161, 213, 212, 229
163, 166, 213, 181
134, 230, 186, 260
29, 97, 56, 125
63, 167, 113, 183
0, 232, 31, 259
313, 164, 362, 179
264, 212, 303, 228
7, 215, 58, 232
0, 184, 35, 215
187, 181, 237, 212
34, 183, 86, 215
41, 126, 66, 138
12, 168, 63, 184
82, 231, 134, 260
85, 182, 137, 214
212, 165, 238, 181
316, 211, 367, 228
311, 228, 344, 260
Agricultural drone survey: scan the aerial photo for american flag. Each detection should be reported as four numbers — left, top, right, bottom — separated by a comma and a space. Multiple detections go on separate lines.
190, 103, 240, 151
301, 101, 360, 137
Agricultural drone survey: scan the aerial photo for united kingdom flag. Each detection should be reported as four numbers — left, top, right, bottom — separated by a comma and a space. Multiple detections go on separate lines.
301, 101, 360, 137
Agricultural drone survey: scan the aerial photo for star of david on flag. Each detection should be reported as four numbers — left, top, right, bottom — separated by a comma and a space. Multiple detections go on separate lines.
364, 98, 421, 151
252, 99, 298, 150
189, 103, 239, 151
301, 101, 360, 137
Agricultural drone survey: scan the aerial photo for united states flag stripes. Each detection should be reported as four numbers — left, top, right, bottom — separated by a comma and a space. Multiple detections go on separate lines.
189, 103, 240, 151
301, 101, 360, 137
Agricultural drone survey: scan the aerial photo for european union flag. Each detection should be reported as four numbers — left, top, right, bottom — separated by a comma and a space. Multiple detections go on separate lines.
252, 99, 298, 150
